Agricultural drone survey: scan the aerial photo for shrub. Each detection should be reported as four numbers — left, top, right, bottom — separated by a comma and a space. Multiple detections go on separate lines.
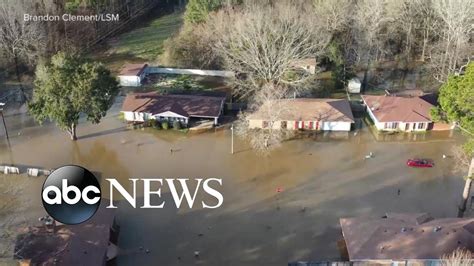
118, 112, 125, 121
173, 120, 182, 130
152, 119, 161, 129
161, 121, 169, 130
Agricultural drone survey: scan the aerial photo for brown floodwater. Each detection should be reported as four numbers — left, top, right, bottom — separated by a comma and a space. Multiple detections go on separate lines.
0, 100, 468, 265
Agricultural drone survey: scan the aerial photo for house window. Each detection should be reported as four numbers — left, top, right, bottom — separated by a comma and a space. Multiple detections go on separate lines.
262, 121, 269, 128
281, 121, 287, 129
384, 122, 399, 129
418, 123, 424, 129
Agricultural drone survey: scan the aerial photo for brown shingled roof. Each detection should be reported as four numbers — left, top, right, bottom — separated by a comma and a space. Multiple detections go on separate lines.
122, 92, 225, 118
119, 63, 148, 76
249, 98, 354, 122
362, 95, 434, 123
340, 213, 474, 261
14, 202, 116, 265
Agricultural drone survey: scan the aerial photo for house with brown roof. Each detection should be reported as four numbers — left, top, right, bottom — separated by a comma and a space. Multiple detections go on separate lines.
14, 202, 118, 266
340, 213, 474, 262
118, 63, 148, 87
248, 98, 354, 131
122, 92, 226, 126
361, 95, 451, 132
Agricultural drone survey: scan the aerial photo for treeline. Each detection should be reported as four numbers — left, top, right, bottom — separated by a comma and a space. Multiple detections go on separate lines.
163, 0, 474, 91
0, 0, 179, 83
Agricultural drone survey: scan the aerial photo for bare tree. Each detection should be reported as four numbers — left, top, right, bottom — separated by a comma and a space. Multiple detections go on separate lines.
429, 0, 474, 82
235, 83, 294, 154
313, 0, 352, 33
211, 1, 330, 99
441, 248, 473, 266
0, 0, 46, 101
352, 0, 390, 89
411, 0, 439, 62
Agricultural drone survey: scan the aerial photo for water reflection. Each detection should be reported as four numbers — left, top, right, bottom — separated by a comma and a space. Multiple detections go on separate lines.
0, 109, 468, 265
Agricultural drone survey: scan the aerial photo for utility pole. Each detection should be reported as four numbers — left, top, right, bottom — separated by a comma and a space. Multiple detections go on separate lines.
231, 123, 234, 154
0, 103, 9, 141
459, 158, 474, 217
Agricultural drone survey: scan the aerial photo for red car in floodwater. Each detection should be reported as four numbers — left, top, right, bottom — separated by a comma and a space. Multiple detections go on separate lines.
406, 159, 434, 168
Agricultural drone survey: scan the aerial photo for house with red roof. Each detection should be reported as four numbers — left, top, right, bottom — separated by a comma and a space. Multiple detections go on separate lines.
248, 98, 354, 131
361, 95, 452, 132
121, 92, 226, 126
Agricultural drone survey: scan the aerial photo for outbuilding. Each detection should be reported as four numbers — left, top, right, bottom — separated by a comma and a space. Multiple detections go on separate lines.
347, 77, 361, 93
118, 63, 148, 87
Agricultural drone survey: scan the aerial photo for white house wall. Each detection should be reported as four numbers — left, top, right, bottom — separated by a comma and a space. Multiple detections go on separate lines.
321, 121, 351, 131
153, 111, 187, 119
123, 111, 151, 122
248, 119, 352, 131
119, 76, 141, 87
147, 67, 235, 78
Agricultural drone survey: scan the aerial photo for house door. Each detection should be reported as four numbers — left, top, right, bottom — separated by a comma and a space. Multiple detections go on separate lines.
412, 123, 416, 130
315, 121, 319, 130
308, 121, 313, 130
294, 121, 298, 129
405, 123, 410, 131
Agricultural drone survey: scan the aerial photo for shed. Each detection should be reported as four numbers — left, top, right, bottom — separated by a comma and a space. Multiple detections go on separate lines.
118, 63, 148, 87
347, 78, 361, 93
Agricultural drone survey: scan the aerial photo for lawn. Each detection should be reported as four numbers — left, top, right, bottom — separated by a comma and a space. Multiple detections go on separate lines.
110, 12, 183, 61
92, 11, 183, 73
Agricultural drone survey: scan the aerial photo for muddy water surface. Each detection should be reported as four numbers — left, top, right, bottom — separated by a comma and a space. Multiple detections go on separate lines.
0, 104, 467, 265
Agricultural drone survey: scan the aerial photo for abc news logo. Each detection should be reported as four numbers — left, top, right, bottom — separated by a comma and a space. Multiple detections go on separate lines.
42, 165, 223, 225
42, 165, 101, 225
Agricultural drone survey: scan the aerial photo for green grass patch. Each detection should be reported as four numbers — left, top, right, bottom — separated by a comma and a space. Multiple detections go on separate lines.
109, 12, 183, 62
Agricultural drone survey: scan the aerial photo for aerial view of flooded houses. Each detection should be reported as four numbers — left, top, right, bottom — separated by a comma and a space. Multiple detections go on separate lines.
0, 0, 473, 265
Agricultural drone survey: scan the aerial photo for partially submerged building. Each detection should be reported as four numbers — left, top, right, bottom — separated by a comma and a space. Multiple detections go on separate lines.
14, 202, 118, 265
361, 95, 452, 132
248, 98, 354, 131
340, 213, 474, 262
118, 63, 148, 87
121, 92, 226, 126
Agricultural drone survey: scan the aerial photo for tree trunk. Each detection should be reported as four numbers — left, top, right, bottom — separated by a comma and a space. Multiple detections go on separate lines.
13, 54, 27, 103
458, 158, 474, 217
69, 123, 77, 141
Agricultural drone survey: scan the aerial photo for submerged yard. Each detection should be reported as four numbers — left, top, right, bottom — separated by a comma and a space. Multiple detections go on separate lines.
0, 100, 468, 265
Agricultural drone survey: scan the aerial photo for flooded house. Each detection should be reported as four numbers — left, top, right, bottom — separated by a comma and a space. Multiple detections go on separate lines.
121, 92, 226, 126
361, 95, 452, 132
118, 63, 148, 87
14, 202, 119, 266
248, 98, 354, 131
339, 213, 474, 262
